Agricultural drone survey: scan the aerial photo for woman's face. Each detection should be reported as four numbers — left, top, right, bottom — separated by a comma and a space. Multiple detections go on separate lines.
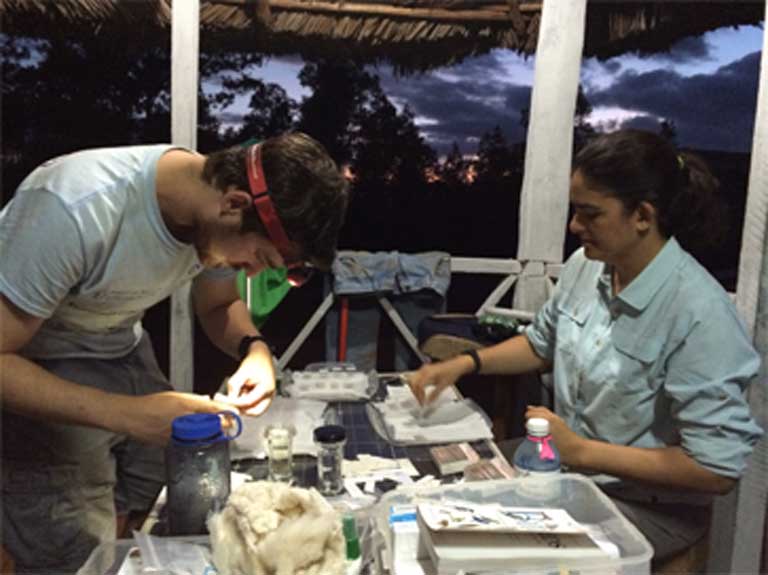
568, 169, 648, 265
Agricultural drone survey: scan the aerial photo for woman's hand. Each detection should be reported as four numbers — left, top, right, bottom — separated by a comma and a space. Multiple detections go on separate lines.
407, 356, 472, 405
525, 405, 588, 467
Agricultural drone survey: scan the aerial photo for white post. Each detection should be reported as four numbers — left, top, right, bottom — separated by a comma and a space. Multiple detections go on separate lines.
169, 0, 199, 392
513, 0, 587, 313
708, 1, 768, 571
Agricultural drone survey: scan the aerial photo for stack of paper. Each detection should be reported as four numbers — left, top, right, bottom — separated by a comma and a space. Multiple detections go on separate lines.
370, 386, 493, 445
429, 443, 481, 476
416, 501, 616, 573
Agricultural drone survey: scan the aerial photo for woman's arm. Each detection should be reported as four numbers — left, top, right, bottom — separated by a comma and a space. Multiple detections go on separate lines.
528, 406, 736, 495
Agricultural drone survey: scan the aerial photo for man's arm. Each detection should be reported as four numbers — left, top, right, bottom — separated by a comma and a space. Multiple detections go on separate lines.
193, 275, 275, 414
192, 274, 266, 359
0, 294, 233, 445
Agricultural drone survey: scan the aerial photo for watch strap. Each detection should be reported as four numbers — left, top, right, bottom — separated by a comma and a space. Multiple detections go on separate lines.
238, 335, 269, 360
462, 348, 482, 375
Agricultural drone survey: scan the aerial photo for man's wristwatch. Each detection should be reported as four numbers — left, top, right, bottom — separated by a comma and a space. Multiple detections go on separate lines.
238, 335, 269, 361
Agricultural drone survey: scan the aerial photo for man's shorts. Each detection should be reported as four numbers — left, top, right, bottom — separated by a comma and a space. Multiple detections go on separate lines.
2, 334, 172, 574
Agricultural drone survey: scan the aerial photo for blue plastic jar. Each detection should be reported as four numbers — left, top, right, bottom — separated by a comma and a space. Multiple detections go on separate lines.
165, 411, 242, 535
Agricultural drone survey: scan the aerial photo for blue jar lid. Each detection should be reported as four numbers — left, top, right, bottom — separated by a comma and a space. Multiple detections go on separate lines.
314, 424, 346, 443
171, 413, 223, 444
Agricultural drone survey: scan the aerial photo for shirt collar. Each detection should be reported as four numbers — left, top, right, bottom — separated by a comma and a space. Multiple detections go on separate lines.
600, 237, 685, 312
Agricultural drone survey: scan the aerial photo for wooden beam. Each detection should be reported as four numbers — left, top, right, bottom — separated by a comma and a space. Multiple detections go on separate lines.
213, 0, 542, 23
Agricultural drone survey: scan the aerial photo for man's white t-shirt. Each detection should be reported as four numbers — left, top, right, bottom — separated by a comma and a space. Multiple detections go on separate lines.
0, 145, 228, 359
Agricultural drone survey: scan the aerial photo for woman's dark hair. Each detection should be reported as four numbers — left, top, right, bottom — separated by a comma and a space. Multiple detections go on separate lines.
202, 132, 349, 269
573, 129, 726, 252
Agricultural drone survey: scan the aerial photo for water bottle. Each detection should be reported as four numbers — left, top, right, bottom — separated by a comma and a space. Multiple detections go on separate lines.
314, 424, 346, 496
513, 417, 561, 499
165, 411, 242, 535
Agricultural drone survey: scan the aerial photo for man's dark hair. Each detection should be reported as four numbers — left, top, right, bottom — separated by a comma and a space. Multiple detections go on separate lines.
202, 132, 349, 269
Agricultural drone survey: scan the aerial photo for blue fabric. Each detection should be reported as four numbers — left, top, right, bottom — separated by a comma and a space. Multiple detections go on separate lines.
325, 252, 450, 371
525, 237, 762, 479
331, 251, 451, 296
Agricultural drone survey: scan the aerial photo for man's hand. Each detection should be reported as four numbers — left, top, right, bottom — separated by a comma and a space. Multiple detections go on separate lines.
525, 405, 588, 467
122, 392, 237, 446
407, 356, 471, 405
219, 343, 276, 416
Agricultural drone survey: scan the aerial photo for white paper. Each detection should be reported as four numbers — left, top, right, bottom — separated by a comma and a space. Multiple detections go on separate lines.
374, 386, 493, 444
417, 501, 586, 534
230, 396, 327, 457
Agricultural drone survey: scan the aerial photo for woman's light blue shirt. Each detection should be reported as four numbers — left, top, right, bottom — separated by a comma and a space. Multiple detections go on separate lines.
526, 238, 762, 478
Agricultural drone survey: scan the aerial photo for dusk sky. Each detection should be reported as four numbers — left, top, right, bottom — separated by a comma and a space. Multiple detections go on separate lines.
223, 23, 763, 157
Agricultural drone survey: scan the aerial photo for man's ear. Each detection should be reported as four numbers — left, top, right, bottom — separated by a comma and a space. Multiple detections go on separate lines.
221, 188, 252, 213
634, 201, 657, 232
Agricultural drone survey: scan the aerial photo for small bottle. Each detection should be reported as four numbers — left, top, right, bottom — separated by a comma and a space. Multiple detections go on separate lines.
165, 411, 242, 535
513, 417, 561, 476
343, 513, 362, 573
343, 514, 361, 560
264, 424, 296, 483
314, 424, 347, 496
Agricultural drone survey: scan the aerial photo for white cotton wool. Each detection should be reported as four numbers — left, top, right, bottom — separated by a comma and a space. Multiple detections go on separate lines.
208, 481, 346, 575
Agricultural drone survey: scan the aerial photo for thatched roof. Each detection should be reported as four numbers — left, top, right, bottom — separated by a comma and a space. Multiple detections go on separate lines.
1, 1, 763, 72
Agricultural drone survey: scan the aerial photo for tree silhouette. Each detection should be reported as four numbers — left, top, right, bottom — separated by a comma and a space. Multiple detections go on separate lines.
573, 85, 596, 152
297, 59, 377, 165
218, 77, 296, 146
475, 125, 514, 184
342, 82, 436, 250
659, 118, 678, 145
440, 141, 468, 189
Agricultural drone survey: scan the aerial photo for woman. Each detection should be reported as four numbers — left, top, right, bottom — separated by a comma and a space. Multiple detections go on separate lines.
408, 129, 762, 560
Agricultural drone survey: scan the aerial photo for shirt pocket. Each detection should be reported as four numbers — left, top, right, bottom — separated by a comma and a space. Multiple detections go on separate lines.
610, 317, 665, 395
555, 297, 591, 358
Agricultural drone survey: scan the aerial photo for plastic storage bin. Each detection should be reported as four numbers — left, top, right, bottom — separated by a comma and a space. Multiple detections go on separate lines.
76, 536, 209, 575
370, 473, 653, 575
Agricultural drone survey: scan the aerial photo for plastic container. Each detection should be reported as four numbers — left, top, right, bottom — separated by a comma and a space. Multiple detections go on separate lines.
165, 412, 242, 535
314, 424, 346, 496
76, 536, 210, 575
370, 474, 653, 575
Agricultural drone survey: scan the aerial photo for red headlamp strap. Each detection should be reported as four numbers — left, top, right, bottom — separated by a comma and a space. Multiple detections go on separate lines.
245, 144, 297, 261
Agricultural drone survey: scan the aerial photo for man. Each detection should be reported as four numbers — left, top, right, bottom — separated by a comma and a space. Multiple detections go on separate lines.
0, 132, 349, 573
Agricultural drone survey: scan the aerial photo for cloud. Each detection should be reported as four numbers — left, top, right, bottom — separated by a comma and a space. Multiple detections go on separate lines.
377, 53, 532, 155
587, 51, 759, 152
638, 36, 715, 64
